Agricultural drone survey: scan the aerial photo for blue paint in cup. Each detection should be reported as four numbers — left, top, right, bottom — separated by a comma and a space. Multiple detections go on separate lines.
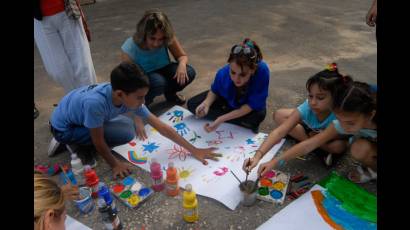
270, 189, 283, 199
138, 188, 151, 197
74, 187, 94, 214
122, 176, 135, 186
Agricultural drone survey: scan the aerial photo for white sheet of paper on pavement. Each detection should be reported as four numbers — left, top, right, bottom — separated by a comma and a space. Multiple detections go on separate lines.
256, 185, 331, 230
65, 215, 92, 230
113, 106, 285, 210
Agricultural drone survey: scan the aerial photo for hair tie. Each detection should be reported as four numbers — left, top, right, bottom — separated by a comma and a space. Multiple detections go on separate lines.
245, 40, 255, 49
326, 63, 337, 72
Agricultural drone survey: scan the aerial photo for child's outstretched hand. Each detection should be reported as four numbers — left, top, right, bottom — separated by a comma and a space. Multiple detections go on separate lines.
191, 147, 222, 165
257, 160, 277, 178
61, 183, 80, 201
112, 161, 132, 179
195, 102, 209, 118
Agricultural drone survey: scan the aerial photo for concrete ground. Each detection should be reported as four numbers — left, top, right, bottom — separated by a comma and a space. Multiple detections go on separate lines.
34, 0, 377, 229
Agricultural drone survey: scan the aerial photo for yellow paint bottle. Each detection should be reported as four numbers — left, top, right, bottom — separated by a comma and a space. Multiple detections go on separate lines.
182, 184, 199, 222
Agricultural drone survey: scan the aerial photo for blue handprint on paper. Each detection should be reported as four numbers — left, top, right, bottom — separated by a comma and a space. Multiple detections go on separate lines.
167, 110, 184, 123
174, 122, 190, 136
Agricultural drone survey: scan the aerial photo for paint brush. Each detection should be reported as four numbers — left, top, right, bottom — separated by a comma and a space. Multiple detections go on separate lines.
245, 158, 250, 183
252, 176, 261, 191
230, 170, 241, 184
60, 165, 71, 185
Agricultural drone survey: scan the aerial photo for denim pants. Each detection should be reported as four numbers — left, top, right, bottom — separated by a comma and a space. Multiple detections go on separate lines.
145, 62, 196, 105
51, 115, 136, 147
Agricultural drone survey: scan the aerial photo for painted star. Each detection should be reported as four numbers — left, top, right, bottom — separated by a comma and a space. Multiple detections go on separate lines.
142, 142, 160, 153
246, 138, 255, 145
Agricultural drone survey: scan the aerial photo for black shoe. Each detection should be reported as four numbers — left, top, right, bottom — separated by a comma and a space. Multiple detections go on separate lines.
165, 93, 186, 105
77, 146, 97, 168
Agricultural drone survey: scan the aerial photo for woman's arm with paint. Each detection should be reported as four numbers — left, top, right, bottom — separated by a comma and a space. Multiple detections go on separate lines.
243, 109, 301, 172
204, 104, 252, 133
147, 113, 221, 165
257, 124, 339, 177
90, 127, 132, 178
168, 37, 189, 86
195, 90, 218, 118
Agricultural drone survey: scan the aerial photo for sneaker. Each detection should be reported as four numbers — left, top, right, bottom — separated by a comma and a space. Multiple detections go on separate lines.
47, 137, 66, 157
77, 147, 97, 168
324, 153, 333, 167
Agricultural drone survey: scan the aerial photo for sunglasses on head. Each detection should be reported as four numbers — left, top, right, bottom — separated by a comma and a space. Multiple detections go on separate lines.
231, 45, 256, 59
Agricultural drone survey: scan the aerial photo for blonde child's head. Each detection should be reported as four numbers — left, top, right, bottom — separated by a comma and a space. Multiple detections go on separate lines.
34, 172, 66, 230
133, 9, 175, 48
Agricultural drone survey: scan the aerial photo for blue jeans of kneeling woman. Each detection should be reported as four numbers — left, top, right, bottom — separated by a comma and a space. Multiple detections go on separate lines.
145, 62, 196, 105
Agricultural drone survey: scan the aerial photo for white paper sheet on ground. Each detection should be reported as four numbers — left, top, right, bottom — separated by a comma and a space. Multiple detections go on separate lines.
65, 215, 92, 230
113, 106, 285, 210
256, 185, 332, 230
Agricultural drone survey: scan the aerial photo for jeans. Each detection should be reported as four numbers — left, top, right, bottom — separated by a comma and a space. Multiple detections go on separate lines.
187, 90, 266, 133
145, 62, 196, 105
51, 115, 136, 147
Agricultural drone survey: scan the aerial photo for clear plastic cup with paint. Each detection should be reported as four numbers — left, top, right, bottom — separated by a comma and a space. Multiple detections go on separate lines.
74, 187, 95, 215
239, 180, 258, 206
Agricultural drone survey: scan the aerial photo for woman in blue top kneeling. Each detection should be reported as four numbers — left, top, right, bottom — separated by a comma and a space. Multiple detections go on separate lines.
187, 38, 269, 133
121, 9, 195, 105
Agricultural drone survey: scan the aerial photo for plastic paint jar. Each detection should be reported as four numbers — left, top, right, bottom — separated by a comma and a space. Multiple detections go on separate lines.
73, 187, 95, 214
239, 180, 257, 207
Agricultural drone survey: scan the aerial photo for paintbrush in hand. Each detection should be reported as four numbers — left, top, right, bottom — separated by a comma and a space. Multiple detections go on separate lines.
245, 157, 251, 183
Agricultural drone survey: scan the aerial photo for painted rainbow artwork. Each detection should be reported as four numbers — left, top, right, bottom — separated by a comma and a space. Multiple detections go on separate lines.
128, 150, 147, 164
312, 172, 377, 230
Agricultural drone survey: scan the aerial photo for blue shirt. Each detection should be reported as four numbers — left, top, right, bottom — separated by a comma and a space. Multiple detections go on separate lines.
210, 61, 270, 111
297, 99, 336, 131
333, 120, 377, 142
121, 37, 171, 73
50, 83, 151, 131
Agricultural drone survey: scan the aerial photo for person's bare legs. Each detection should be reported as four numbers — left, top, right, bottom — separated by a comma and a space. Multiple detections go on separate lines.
348, 138, 377, 182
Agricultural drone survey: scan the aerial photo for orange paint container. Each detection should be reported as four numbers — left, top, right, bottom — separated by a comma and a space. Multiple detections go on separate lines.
166, 162, 179, 196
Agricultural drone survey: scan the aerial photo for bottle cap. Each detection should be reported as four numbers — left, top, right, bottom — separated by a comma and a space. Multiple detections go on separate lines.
185, 184, 192, 192
168, 162, 174, 168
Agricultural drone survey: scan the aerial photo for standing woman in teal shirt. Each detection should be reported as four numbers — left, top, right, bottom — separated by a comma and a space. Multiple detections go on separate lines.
121, 9, 195, 105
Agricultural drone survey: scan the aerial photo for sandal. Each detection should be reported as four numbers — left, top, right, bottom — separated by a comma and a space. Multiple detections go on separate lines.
348, 165, 377, 183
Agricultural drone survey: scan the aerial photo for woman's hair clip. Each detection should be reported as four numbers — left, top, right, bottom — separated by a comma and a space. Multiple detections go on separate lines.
326, 63, 337, 72
245, 40, 255, 49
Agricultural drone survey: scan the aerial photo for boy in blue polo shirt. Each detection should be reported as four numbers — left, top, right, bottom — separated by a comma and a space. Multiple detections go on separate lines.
49, 62, 220, 178
187, 39, 269, 133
